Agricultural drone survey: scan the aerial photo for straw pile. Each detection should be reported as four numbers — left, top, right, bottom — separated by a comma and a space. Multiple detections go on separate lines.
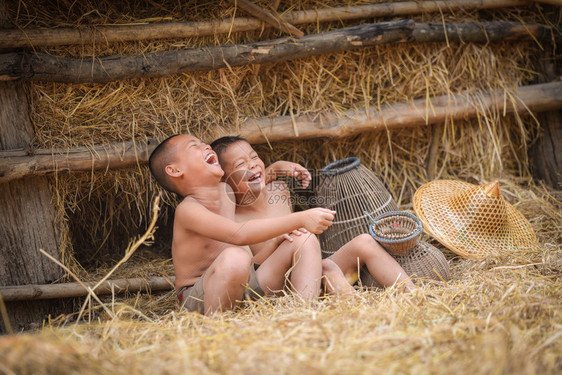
1, 193, 560, 373
6, 0, 553, 270
1, 1, 560, 372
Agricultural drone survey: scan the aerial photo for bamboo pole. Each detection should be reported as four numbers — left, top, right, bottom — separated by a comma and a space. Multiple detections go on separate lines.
0, 21, 552, 84
0, 20, 414, 83
0, 276, 175, 301
0, 0, 527, 49
0, 81, 560, 183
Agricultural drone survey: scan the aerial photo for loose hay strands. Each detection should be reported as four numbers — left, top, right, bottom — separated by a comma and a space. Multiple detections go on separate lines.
0, 2, 560, 373
0, 236, 560, 374
1, 1, 559, 355
36, 195, 161, 323
1, 184, 560, 373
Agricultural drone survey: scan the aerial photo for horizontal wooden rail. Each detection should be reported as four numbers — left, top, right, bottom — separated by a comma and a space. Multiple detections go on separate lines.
1, 81, 560, 184
0, 0, 527, 49
0, 21, 552, 84
0, 139, 158, 183
0, 20, 413, 83
0, 276, 175, 301
239, 81, 562, 143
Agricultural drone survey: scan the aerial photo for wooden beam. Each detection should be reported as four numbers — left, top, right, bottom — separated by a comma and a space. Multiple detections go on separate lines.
0, 276, 174, 301
0, 139, 157, 184
0, 20, 414, 83
531, 0, 562, 5
1, 82, 561, 183
0, 0, 527, 49
0, 21, 552, 84
411, 22, 550, 43
239, 81, 562, 144
229, 0, 304, 38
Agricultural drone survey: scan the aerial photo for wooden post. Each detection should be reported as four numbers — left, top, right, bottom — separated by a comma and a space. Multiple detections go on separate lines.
0, 1, 68, 333
426, 123, 444, 181
530, 38, 562, 190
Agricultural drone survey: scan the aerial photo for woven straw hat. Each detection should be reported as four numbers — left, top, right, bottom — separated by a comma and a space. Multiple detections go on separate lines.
413, 180, 537, 259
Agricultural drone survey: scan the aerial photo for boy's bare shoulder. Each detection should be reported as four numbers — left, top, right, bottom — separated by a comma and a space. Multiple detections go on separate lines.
175, 196, 203, 216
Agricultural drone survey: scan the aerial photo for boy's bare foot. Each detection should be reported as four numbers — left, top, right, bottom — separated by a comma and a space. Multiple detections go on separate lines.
402, 280, 417, 293
322, 259, 356, 296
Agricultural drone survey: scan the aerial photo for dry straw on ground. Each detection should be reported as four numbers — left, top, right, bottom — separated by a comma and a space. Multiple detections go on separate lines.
1, 1, 560, 373
1, 217, 560, 374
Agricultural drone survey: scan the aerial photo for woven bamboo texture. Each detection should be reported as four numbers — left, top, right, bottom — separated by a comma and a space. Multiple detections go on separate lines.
315, 157, 397, 258
413, 180, 537, 259
360, 240, 450, 286
369, 211, 422, 255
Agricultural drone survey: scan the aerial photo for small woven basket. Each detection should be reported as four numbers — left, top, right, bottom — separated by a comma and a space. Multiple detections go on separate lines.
369, 211, 423, 256
360, 240, 450, 286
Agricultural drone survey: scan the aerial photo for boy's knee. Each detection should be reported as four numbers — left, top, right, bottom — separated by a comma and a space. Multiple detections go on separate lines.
322, 258, 339, 273
215, 247, 252, 279
291, 233, 320, 254
355, 233, 375, 246
350, 233, 378, 256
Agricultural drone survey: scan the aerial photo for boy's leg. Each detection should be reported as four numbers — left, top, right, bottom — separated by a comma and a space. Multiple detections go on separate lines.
329, 234, 415, 292
321, 258, 356, 295
256, 233, 322, 300
202, 246, 253, 314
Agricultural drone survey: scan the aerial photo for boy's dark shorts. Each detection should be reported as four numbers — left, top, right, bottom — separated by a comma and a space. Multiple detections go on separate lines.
178, 267, 265, 314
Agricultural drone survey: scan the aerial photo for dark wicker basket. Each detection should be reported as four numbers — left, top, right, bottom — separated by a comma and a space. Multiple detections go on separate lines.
315, 157, 398, 258
369, 211, 423, 256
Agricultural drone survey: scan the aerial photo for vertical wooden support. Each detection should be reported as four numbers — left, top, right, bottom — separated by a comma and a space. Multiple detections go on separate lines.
426, 123, 444, 181
530, 39, 562, 190
0, 1, 67, 333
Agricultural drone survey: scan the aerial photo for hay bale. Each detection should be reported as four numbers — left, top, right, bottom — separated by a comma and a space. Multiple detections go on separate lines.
4, 0, 553, 271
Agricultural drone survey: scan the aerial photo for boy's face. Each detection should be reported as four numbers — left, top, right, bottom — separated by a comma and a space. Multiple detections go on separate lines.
167, 134, 224, 183
219, 141, 266, 205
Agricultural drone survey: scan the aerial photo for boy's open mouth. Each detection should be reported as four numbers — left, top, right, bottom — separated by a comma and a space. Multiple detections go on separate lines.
248, 171, 262, 183
204, 152, 219, 165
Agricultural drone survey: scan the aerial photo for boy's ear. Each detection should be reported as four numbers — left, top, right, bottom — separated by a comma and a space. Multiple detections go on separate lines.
165, 164, 183, 178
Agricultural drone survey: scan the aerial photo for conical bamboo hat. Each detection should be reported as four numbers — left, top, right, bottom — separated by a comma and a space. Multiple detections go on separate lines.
413, 180, 537, 259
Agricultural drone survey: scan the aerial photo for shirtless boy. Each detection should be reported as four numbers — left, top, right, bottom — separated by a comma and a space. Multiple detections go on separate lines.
148, 134, 335, 315
211, 136, 415, 294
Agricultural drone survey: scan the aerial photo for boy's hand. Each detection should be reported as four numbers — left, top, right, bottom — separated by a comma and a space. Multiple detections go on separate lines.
281, 228, 308, 242
266, 161, 312, 189
300, 208, 335, 234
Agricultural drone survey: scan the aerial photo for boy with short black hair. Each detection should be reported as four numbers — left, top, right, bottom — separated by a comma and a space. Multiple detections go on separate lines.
149, 134, 335, 314
211, 136, 415, 295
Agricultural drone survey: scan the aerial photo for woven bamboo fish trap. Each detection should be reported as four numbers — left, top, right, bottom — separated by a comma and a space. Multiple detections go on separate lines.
360, 240, 450, 286
368, 211, 423, 256
315, 157, 398, 258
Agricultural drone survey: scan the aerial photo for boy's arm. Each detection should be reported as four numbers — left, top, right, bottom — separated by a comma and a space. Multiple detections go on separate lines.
176, 199, 334, 245
265, 160, 311, 189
